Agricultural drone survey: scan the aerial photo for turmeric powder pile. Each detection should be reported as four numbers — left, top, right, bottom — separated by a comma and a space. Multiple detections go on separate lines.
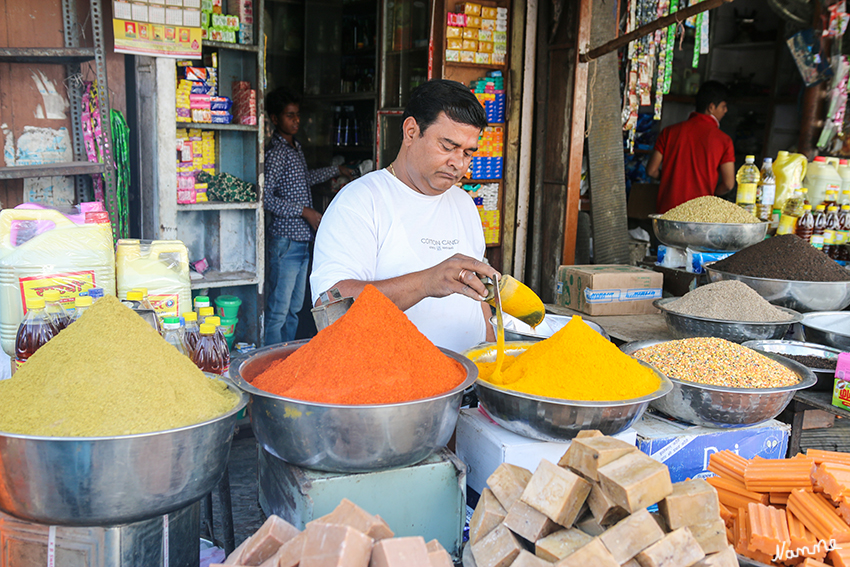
475, 316, 661, 401
0, 295, 239, 437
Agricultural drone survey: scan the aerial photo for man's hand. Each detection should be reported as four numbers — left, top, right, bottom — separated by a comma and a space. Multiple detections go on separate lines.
422, 254, 499, 301
338, 165, 357, 178
302, 207, 322, 231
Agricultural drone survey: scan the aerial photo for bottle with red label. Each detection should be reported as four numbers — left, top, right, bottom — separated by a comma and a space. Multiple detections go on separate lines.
43, 289, 71, 332
14, 297, 57, 371
192, 323, 226, 375
204, 316, 230, 375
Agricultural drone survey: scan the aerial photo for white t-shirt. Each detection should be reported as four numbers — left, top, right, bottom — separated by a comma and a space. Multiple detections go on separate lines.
311, 169, 488, 353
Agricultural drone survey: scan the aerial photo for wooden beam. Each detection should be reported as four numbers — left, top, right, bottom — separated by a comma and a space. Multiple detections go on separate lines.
579, 0, 734, 63
562, 0, 591, 265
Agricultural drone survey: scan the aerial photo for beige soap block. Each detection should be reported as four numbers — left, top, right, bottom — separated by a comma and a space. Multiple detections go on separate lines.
536, 528, 593, 562
241, 515, 301, 565
554, 538, 619, 567
564, 437, 637, 481
425, 540, 445, 553
264, 531, 307, 567
469, 488, 507, 545
587, 483, 629, 526
657, 479, 720, 530
597, 452, 672, 513
427, 548, 453, 567
598, 508, 665, 565
512, 550, 551, 567
369, 537, 430, 567
558, 431, 603, 468
223, 537, 251, 565
504, 499, 560, 542
487, 463, 533, 511
310, 498, 394, 541
634, 527, 705, 567
300, 523, 373, 567
687, 519, 728, 555
471, 524, 523, 567
621, 560, 641, 567
575, 513, 605, 536
521, 459, 591, 526
690, 546, 738, 567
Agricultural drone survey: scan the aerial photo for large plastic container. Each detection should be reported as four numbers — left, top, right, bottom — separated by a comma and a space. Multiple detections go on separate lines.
804, 156, 843, 208
116, 239, 191, 318
0, 206, 115, 357
838, 159, 850, 194
773, 151, 807, 210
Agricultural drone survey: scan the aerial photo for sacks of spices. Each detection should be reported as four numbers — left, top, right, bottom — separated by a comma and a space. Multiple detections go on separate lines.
250, 285, 467, 405
475, 316, 661, 401
666, 280, 794, 322
711, 234, 850, 282
0, 295, 239, 437
660, 196, 761, 223
633, 337, 800, 388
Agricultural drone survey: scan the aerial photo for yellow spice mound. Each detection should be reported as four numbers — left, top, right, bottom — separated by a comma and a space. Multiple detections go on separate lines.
0, 295, 239, 437
477, 316, 661, 401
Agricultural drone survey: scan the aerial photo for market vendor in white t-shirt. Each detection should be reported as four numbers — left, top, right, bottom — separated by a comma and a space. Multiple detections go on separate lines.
310, 79, 499, 353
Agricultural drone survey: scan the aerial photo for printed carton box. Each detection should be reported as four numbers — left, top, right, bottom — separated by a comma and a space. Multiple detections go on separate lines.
555, 264, 662, 315
832, 352, 850, 412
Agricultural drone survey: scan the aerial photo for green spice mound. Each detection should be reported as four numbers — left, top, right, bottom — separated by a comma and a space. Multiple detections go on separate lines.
661, 196, 761, 223
0, 295, 239, 437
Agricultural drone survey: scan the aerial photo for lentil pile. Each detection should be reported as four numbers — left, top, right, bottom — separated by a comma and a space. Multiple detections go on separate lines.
474, 316, 661, 401
660, 196, 761, 223
0, 295, 239, 437
666, 280, 793, 322
711, 234, 850, 281
633, 338, 800, 388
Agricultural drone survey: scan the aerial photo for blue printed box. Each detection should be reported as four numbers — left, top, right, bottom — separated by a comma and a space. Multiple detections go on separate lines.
633, 412, 790, 483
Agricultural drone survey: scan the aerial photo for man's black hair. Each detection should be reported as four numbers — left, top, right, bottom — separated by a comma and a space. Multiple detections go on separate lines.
266, 87, 301, 117
695, 81, 729, 113
402, 79, 488, 134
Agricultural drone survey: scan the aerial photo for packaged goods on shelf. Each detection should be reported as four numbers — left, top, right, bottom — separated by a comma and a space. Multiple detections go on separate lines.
232, 81, 257, 125
457, 2, 481, 16
227, 0, 252, 24
211, 0, 221, 13
480, 210, 500, 245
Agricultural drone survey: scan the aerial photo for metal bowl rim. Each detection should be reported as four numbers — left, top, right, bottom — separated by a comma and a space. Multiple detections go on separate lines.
741, 339, 844, 359
800, 311, 850, 338
654, 297, 802, 326
0, 377, 247, 442
466, 342, 674, 407
649, 214, 768, 228
487, 313, 610, 341
705, 264, 850, 286
621, 339, 817, 394
230, 341, 477, 408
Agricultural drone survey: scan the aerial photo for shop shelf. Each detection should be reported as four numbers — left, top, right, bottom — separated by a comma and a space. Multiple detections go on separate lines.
203, 40, 260, 52
177, 122, 259, 132
177, 202, 260, 211
191, 270, 259, 290
0, 161, 105, 180
0, 47, 96, 64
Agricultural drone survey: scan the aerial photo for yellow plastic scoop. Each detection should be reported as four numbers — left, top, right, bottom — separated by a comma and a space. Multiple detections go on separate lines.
481, 275, 545, 328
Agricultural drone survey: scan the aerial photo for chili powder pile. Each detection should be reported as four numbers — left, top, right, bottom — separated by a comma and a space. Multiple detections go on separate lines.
251, 285, 467, 404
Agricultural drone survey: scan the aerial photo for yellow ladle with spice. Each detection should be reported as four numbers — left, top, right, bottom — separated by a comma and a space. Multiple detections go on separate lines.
480, 275, 545, 329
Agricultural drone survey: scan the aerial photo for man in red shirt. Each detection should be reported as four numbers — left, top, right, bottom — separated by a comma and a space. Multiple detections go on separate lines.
646, 81, 736, 213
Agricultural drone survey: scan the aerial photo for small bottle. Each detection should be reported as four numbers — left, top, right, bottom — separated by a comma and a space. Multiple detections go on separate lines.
14, 297, 57, 371
199, 306, 215, 323
735, 155, 760, 214
812, 204, 827, 249
839, 204, 850, 261
823, 230, 837, 258
183, 311, 201, 355
161, 316, 188, 356
796, 204, 814, 241
43, 289, 71, 333
756, 157, 776, 223
777, 188, 805, 235
194, 295, 211, 316
132, 288, 156, 311
801, 188, 811, 207
127, 290, 162, 333
71, 294, 92, 323
842, 190, 850, 207
824, 190, 838, 210
204, 315, 230, 374
192, 323, 226, 375
87, 287, 105, 301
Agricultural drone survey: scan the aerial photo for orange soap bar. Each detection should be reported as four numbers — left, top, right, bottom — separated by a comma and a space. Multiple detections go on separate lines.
708, 451, 749, 485
787, 489, 850, 544
746, 502, 790, 557
706, 476, 769, 505
744, 457, 815, 492
807, 449, 850, 466
799, 559, 831, 567
831, 547, 850, 567
787, 510, 826, 561
812, 462, 850, 501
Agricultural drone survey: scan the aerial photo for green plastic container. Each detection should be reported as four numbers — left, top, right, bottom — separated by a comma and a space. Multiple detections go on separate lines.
215, 295, 242, 319
220, 316, 238, 335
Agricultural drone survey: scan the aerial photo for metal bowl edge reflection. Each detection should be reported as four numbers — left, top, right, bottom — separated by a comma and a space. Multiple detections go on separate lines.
465, 342, 672, 441
650, 215, 768, 252
229, 341, 477, 473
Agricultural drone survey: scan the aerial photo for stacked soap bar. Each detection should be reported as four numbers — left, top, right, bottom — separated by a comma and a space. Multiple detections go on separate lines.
469, 126, 503, 180
468, 431, 736, 567
445, 3, 508, 65
471, 72, 505, 123
217, 498, 453, 567
708, 448, 850, 565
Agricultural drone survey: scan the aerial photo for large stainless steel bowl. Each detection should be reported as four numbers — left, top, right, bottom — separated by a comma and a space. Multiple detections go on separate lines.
705, 265, 850, 312
621, 340, 816, 428
654, 297, 801, 343
464, 342, 673, 441
650, 215, 768, 252
800, 311, 850, 351
0, 379, 246, 526
489, 313, 610, 343
230, 341, 477, 473
742, 340, 842, 391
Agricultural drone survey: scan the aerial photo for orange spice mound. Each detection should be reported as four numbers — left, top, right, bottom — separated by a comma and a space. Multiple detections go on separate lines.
251, 285, 467, 404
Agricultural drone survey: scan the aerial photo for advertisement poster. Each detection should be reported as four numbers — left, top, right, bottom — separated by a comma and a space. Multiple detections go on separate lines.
113, 5, 202, 59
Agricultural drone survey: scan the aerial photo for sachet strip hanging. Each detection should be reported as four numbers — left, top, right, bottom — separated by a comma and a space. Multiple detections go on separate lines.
81, 81, 106, 202
110, 110, 131, 239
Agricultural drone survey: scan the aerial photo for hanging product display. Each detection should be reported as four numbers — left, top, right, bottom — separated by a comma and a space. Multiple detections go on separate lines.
81, 81, 107, 203
110, 110, 131, 240
818, 56, 850, 151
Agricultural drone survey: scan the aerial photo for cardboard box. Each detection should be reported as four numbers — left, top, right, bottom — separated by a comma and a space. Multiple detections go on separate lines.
455, 407, 636, 496
633, 412, 790, 483
555, 265, 663, 315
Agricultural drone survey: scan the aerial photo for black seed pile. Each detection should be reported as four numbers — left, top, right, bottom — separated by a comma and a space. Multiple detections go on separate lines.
780, 354, 837, 371
711, 235, 850, 282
